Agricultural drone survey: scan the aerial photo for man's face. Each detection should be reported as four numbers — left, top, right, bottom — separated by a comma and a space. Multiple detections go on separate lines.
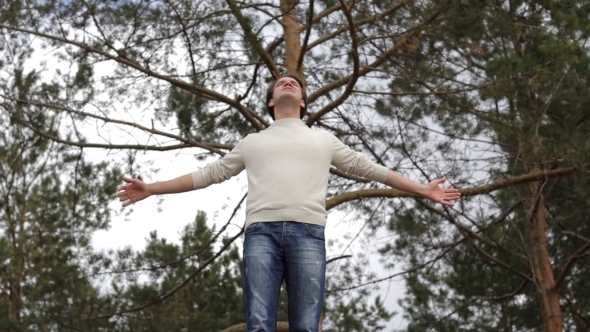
269, 77, 305, 109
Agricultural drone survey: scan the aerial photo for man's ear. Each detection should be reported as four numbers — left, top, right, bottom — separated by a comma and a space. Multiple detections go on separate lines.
268, 99, 275, 107
300, 99, 306, 108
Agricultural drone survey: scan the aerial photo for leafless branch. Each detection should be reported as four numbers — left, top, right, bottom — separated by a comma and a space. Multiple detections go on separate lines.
459, 224, 534, 282
417, 200, 528, 262
2, 95, 230, 155
0, 24, 266, 131
327, 238, 463, 292
91, 193, 247, 276
305, 0, 360, 125
306, 7, 443, 108
430, 278, 529, 330
326, 167, 576, 210
225, 0, 280, 77
305, 0, 408, 52
326, 255, 352, 264
352, 76, 514, 96
164, 0, 199, 81
87, 228, 245, 320
562, 231, 590, 243
553, 242, 590, 292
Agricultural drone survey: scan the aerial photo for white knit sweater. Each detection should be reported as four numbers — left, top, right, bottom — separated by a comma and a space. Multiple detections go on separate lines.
191, 118, 389, 228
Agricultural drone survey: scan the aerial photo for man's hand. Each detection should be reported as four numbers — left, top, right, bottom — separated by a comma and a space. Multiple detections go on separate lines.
423, 177, 461, 206
117, 177, 151, 207
116, 174, 195, 207
385, 171, 461, 206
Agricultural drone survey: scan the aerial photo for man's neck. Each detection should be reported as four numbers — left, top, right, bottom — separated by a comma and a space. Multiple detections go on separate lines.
274, 107, 300, 120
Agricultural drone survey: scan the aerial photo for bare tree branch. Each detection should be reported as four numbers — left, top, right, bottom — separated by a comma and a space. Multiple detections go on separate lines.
0, 24, 266, 131
430, 278, 529, 330
226, 0, 280, 78
562, 231, 590, 243
163, 0, 199, 81
305, 0, 361, 125
91, 193, 247, 276
417, 200, 528, 262
2, 95, 230, 155
352, 76, 515, 96
304, 0, 409, 52
306, 7, 444, 111
325, 167, 576, 210
459, 224, 534, 283
87, 228, 245, 320
327, 238, 463, 292
553, 241, 590, 292
326, 254, 352, 264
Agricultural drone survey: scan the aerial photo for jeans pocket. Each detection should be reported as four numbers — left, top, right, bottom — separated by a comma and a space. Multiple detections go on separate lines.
245, 222, 261, 234
306, 224, 325, 241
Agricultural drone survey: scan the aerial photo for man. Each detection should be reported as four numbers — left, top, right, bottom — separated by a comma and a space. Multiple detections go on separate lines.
117, 74, 461, 332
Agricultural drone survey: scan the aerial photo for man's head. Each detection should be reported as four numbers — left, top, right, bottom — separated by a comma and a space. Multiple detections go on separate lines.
266, 74, 307, 120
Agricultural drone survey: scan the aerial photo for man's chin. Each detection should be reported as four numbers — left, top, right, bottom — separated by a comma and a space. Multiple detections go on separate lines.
275, 94, 300, 106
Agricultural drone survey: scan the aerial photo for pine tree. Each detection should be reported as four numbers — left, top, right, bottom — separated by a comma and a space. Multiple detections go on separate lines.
376, 1, 590, 331
96, 211, 244, 331
2, 1, 587, 331
0, 67, 122, 330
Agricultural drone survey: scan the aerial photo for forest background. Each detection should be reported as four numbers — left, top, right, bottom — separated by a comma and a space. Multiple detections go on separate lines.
1, 0, 589, 331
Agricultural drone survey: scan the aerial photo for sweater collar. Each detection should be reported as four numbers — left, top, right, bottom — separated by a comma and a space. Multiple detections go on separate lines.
271, 118, 305, 126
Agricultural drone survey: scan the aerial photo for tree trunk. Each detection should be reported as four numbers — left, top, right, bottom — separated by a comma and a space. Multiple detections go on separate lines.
572, 312, 590, 331
526, 175, 563, 332
8, 280, 22, 332
280, 0, 303, 80
7, 262, 23, 332
6, 210, 23, 332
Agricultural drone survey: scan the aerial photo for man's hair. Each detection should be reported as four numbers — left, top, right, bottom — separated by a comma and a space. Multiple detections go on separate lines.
266, 74, 308, 120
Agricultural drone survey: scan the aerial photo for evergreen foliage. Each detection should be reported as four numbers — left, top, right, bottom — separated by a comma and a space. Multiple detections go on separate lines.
1, 0, 588, 331
0, 67, 121, 330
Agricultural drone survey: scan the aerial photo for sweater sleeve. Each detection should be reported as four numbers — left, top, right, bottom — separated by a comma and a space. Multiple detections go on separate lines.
190, 141, 245, 189
330, 135, 389, 183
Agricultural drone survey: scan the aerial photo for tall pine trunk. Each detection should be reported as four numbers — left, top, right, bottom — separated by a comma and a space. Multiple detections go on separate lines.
280, 0, 303, 79
7, 218, 23, 332
525, 166, 563, 332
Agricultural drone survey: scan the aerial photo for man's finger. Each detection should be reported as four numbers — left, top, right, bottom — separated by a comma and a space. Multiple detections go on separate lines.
122, 176, 139, 185
436, 177, 447, 185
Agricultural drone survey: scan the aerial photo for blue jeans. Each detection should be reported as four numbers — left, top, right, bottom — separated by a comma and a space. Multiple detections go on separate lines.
242, 221, 326, 332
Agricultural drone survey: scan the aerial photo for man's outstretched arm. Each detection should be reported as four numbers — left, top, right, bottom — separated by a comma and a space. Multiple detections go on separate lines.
117, 174, 195, 207
117, 141, 246, 208
384, 171, 461, 206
